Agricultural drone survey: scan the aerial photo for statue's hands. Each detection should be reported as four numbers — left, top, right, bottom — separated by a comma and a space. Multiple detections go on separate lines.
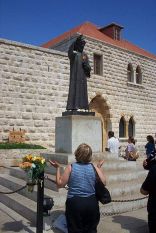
82, 53, 91, 77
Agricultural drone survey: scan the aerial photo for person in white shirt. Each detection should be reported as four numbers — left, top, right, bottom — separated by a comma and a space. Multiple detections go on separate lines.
105, 131, 119, 157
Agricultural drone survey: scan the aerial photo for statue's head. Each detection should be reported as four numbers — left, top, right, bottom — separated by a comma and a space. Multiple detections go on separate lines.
74, 35, 86, 52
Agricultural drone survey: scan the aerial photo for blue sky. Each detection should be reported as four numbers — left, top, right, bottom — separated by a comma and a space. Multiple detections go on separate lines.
0, 0, 156, 55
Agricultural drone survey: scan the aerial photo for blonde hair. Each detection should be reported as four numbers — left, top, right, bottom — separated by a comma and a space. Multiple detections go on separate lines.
75, 143, 92, 163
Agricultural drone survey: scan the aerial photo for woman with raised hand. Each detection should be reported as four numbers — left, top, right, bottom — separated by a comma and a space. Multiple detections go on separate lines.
49, 143, 106, 233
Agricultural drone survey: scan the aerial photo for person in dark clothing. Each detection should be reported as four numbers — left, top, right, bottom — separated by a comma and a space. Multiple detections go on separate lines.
140, 152, 156, 233
145, 135, 155, 158
49, 143, 106, 233
66, 35, 91, 111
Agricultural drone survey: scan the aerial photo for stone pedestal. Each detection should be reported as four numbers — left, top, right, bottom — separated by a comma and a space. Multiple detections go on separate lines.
55, 115, 102, 153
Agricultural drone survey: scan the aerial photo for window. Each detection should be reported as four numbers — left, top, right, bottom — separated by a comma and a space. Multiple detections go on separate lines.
128, 117, 135, 137
94, 54, 103, 75
127, 63, 134, 82
114, 29, 120, 40
119, 117, 126, 138
136, 66, 142, 84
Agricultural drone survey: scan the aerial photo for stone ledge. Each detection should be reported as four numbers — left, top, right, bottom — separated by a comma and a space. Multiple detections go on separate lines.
0, 149, 49, 167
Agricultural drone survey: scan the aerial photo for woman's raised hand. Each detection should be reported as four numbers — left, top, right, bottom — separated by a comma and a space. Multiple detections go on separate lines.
49, 160, 60, 168
97, 160, 104, 168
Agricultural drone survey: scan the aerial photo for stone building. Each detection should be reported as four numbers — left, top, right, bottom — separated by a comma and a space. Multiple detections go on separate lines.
0, 21, 156, 153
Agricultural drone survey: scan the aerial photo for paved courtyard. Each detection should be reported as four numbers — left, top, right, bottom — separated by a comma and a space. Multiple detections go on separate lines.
0, 202, 148, 233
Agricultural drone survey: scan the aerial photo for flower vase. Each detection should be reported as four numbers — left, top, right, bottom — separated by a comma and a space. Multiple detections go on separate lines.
27, 183, 35, 192
26, 169, 36, 192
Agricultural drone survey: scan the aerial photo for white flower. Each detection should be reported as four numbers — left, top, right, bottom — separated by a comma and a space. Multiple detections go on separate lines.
32, 163, 36, 168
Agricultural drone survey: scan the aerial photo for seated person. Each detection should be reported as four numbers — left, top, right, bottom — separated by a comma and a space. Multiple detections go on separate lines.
124, 136, 139, 161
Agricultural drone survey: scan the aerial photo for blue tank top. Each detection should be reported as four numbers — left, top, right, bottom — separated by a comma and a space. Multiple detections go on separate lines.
67, 162, 96, 198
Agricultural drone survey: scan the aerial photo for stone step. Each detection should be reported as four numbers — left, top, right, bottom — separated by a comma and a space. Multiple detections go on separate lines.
8, 163, 141, 184
0, 173, 67, 208
0, 202, 36, 233
8, 167, 58, 191
47, 160, 138, 174
43, 153, 139, 172
6, 165, 147, 199
0, 178, 148, 230
45, 160, 139, 176
0, 153, 148, 231
0, 166, 11, 174
41, 152, 75, 165
8, 166, 146, 194
0, 184, 37, 224
0, 170, 146, 209
102, 160, 137, 171
44, 151, 139, 162
45, 162, 65, 175
41, 151, 126, 165
99, 193, 148, 216
0, 174, 55, 200
0, 181, 147, 224
0, 185, 64, 232
107, 179, 145, 198
4, 165, 67, 193
105, 168, 148, 184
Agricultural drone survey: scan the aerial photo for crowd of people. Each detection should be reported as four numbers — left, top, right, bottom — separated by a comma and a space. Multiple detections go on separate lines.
49, 132, 156, 233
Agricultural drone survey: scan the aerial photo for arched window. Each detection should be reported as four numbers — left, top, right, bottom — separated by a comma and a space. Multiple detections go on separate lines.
119, 117, 126, 138
127, 63, 134, 82
136, 66, 142, 84
128, 117, 135, 137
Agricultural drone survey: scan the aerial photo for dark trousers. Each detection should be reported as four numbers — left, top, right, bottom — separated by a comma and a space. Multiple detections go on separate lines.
148, 214, 156, 233
65, 195, 100, 233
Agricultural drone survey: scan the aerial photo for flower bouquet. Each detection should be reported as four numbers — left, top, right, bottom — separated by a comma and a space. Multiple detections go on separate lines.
19, 154, 46, 192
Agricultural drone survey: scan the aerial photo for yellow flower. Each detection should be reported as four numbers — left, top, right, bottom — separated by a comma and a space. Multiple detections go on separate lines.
24, 154, 33, 162
41, 159, 45, 164
20, 154, 46, 174
32, 156, 37, 161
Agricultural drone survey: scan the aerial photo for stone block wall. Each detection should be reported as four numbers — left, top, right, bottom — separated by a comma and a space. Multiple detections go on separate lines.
85, 37, 156, 149
0, 38, 156, 152
0, 39, 69, 150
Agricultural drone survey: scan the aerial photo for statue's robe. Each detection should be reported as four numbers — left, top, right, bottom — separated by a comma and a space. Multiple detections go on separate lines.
66, 43, 91, 110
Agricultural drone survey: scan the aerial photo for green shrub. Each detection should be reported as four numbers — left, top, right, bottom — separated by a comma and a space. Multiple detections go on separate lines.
0, 143, 46, 149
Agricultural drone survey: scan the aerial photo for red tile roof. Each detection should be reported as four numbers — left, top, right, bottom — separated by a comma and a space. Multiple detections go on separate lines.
42, 22, 156, 60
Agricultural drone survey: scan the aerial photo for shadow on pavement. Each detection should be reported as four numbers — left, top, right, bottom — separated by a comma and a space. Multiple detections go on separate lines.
112, 215, 148, 233
1, 220, 34, 233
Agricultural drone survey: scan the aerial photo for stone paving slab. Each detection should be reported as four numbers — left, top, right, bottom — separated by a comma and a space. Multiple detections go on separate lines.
0, 202, 36, 233
98, 208, 148, 233
0, 202, 149, 233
